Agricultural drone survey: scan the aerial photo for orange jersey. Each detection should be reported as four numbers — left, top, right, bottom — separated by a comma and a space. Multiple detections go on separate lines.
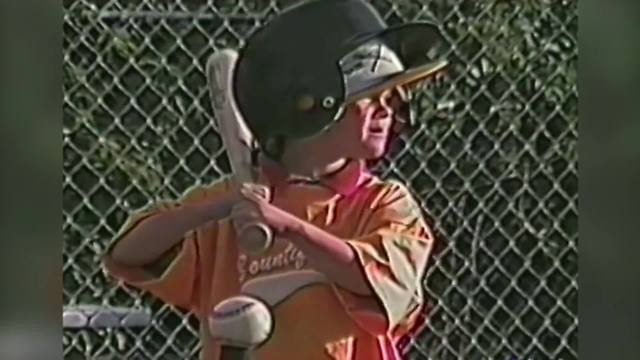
103, 160, 436, 360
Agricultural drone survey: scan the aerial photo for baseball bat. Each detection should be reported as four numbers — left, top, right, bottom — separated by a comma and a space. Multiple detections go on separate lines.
206, 49, 274, 255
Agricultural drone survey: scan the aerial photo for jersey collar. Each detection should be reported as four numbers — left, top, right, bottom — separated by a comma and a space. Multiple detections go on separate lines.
258, 158, 371, 198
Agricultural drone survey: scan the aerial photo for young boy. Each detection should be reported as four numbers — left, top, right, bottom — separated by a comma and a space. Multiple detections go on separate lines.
103, 0, 447, 359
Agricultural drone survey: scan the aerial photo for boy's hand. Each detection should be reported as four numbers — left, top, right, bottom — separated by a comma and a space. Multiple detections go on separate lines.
230, 183, 298, 237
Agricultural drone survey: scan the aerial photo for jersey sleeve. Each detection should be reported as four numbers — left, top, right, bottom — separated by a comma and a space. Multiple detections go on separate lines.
102, 178, 231, 313
332, 181, 436, 338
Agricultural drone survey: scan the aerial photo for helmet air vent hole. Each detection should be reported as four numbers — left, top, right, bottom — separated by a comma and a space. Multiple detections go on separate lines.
322, 96, 336, 109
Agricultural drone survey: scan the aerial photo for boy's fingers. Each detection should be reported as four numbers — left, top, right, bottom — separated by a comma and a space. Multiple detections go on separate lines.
241, 183, 270, 202
240, 186, 264, 203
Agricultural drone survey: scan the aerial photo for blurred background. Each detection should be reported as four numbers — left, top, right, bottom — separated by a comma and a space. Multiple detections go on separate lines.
60, 0, 577, 359
578, 1, 640, 359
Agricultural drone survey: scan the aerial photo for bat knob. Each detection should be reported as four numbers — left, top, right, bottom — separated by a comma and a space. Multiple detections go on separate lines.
238, 222, 274, 255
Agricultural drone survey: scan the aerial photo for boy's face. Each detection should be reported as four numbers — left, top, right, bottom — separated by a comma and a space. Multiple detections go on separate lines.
330, 87, 407, 160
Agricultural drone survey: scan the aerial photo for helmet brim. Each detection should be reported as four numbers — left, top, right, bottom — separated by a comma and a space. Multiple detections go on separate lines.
342, 22, 448, 103
344, 59, 448, 103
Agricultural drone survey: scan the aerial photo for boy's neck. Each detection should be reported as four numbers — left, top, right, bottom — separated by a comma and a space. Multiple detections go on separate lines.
279, 142, 348, 179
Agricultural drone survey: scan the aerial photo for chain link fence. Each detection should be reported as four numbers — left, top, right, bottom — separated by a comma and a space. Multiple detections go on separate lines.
63, 0, 578, 358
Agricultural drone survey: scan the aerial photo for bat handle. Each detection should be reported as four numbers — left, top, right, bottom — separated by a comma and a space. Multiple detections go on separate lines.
238, 222, 274, 255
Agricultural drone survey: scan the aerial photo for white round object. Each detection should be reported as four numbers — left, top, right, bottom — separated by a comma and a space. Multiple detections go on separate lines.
208, 295, 274, 348
238, 222, 274, 255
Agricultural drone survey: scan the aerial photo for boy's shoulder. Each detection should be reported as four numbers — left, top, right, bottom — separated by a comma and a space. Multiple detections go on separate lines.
360, 175, 427, 227
362, 175, 418, 208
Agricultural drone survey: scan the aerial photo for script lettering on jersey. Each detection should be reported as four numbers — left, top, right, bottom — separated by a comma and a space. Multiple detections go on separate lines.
237, 242, 307, 283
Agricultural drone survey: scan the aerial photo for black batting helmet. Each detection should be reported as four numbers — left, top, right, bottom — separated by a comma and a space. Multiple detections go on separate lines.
234, 0, 447, 158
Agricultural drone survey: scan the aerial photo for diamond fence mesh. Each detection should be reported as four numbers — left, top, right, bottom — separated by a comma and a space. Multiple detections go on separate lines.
63, 0, 578, 359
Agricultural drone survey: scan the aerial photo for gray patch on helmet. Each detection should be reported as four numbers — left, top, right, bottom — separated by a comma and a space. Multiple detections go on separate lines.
339, 40, 405, 99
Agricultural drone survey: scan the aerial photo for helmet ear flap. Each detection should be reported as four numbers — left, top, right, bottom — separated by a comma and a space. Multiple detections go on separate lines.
262, 136, 287, 161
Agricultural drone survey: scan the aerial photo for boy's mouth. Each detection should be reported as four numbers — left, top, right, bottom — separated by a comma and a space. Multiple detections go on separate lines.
366, 120, 390, 136
368, 125, 385, 134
